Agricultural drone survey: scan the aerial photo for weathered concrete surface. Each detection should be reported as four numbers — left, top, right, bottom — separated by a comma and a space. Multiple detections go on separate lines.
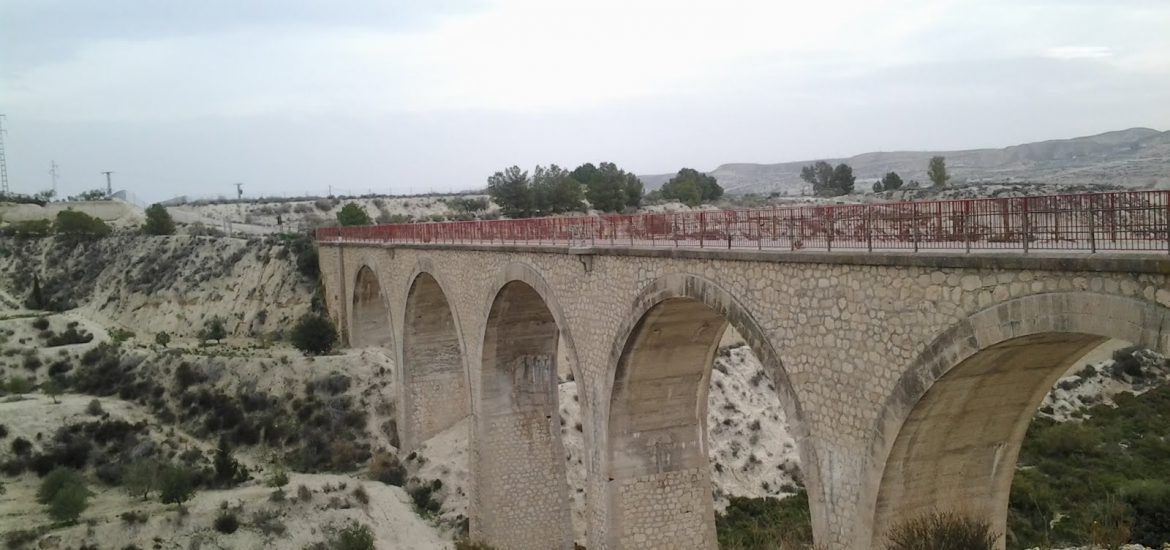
318, 241, 1170, 550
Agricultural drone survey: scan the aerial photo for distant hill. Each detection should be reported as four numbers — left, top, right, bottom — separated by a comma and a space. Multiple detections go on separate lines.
639, 128, 1170, 195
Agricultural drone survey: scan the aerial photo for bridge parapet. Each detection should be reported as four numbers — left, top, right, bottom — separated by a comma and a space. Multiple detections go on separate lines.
319, 190, 1170, 255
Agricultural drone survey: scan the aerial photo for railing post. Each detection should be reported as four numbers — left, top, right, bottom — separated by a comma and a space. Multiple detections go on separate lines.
757, 212, 763, 251
673, 214, 679, 248
912, 203, 920, 252
865, 204, 873, 253
964, 202, 972, 254
1089, 196, 1097, 253
628, 217, 634, 247
1022, 197, 1031, 253
826, 209, 834, 252
788, 215, 796, 251
1165, 191, 1170, 254
700, 212, 706, 248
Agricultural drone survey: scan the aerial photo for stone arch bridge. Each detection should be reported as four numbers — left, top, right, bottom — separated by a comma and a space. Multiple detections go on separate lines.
318, 238, 1170, 550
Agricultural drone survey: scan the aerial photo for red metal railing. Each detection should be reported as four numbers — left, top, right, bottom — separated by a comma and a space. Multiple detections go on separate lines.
316, 190, 1170, 254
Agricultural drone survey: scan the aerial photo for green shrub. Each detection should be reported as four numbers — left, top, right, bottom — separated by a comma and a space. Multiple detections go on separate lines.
38, 468, 90, 523
31, 317, 49, 331
37, 467, 85, 504
213, 510, 240, 534
716, 491, 814, 550
336, 203, 372, 226
0, 219, 52, 238
333, 521, 375, 550
266, 467, 289, 488
1120, 480, 1170, 546
143, 204, 176, 236
53, 210, 111, 239
290, 313, 338, 356
154, 332, 171, 347
199, 317, 227, 343
885, 511, 999, 550
47, 482, 90, 523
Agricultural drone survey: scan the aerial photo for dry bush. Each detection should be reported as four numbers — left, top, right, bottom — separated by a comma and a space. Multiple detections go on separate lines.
885, 511, 999, 550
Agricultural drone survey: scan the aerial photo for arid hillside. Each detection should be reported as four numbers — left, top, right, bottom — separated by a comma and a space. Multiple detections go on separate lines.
640, 127, 1170, 194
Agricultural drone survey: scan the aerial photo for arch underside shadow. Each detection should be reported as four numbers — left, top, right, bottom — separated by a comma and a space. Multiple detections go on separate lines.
475, 280, 573, 549
869, 292, 1170, 549
350, 266, 393, 348
874, 332, 1105, 542
603, 273, 817, 550
401, 272, 469, 451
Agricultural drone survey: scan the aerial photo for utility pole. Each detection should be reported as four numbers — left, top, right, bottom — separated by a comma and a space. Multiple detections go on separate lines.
49, 161, 59, 194
234, 182, 243, 200
0, 114, 9, 194
101, 171, 114, 198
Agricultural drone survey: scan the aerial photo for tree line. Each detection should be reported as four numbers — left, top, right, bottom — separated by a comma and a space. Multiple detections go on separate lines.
802, 156, 950, 197
488, 164, 726, 217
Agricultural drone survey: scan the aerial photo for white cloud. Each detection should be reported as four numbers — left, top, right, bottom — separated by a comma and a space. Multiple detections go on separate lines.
2, 0, 1169, 122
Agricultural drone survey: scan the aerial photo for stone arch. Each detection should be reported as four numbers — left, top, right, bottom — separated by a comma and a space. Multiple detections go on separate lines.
398, 266, 471, 451
863, 292, 1170, 549
349, 265, 394, 348
473, 266, 577, 549
602, 272, 821, 550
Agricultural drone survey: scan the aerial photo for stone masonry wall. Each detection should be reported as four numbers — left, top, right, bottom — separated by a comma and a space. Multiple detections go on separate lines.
319, 242, 1170, 550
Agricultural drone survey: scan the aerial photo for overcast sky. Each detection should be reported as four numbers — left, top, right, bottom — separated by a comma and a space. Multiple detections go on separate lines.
2, 0, 1168, 203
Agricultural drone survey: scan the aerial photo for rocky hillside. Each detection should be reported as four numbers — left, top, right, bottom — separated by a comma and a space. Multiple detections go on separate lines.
0, 234, 316, 340
640, 127, 1170, 194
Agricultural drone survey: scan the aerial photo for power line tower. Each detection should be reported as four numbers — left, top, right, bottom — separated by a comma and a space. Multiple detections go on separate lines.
49, 161, 59, 194
101, 171, 114, 198
234, 182, 243, 200
0, 114, 9, 194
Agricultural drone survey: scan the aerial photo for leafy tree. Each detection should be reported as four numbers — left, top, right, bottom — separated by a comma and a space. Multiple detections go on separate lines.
200, 317, 227, 343
213, 437, 247, 487
336, 203, 372, 226
143, 204, 176, 235
26, 275, 45, 310
873, 181, 884, 193
878, 171, 904, 191
661, 168, 723, 206
626, 177, 645, 209
154, 332, 171, 348
487, 166, 534, 218
577, 162, 643, 212
830, 164, 855, 195
42, 379, 63, 404
569, 163, 599, 186
532, 164, 585, 215
799, 161, 834, 195
53, 210, 111, 239
801, 162, 855, 196
290, 313, 338, 355
158, 463, 195, 504
928, 156, 950, 187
